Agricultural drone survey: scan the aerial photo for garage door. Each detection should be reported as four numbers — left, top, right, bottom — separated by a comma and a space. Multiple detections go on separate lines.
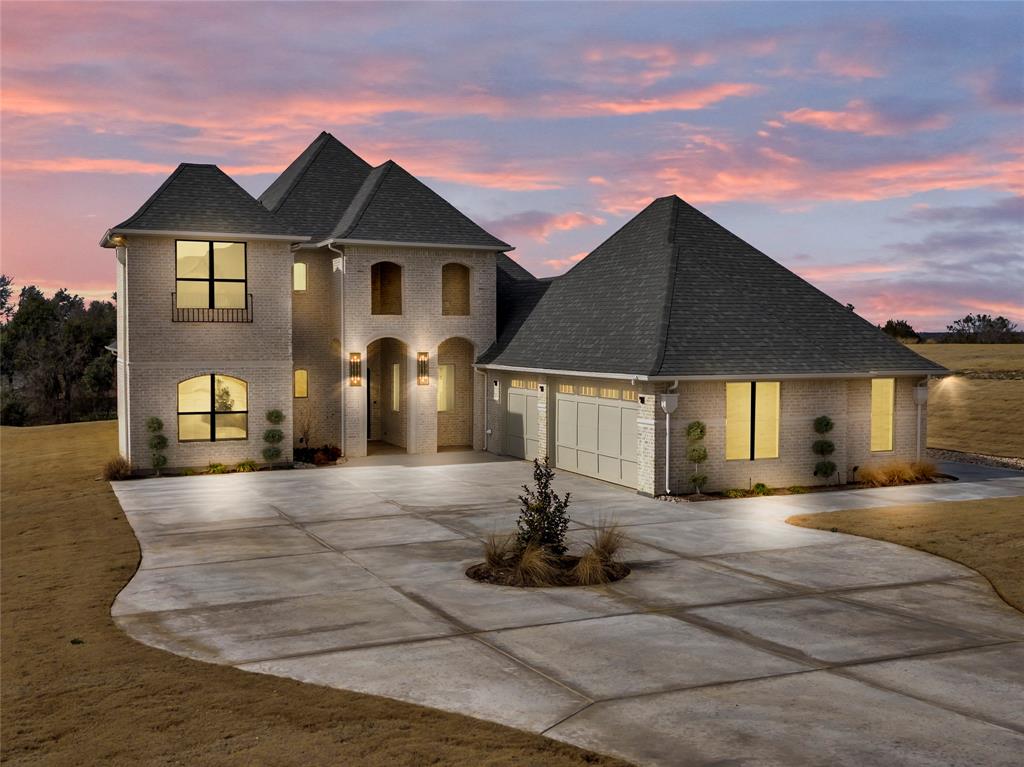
555, 384, 638, 488
505, 382, 539, 460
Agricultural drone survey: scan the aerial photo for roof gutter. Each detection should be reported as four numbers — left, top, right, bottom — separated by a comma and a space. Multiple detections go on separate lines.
100, 228, 310, 248
310, 237, 512, 252
477, 363, 950, 380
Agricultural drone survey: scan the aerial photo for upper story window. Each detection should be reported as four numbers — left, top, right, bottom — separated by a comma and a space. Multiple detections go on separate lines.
371, 261, 402, 315
726, 381, 780, 460
870, 378, 895, 451
294, 369, 308, 398
177, 374, 248, 442
293, 262, 307, 292
441, 263, 470, 315
176, 241, 246, 309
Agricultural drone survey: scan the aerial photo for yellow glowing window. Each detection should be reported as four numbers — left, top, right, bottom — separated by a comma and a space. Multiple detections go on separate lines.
558, 383, 575, 394
175, 240, 246, 309
871, 378, 895, 452
177, 374, 248, 442
438, 364, 455, 412
622, 389, 638, 402
726, 381, 779, 460
600, 387, 620, 399
294, 369, 308, 398
391, 363, 401, 411
293, 262, 307, 292
510, 379, 538, 390
579, 385, 597, 397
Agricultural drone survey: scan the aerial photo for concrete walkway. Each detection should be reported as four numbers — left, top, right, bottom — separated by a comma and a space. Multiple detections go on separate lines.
111, 458, 1024, 766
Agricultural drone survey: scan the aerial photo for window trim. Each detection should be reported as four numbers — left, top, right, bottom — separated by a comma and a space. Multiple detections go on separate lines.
175, 240, 247, 309
294, 369, 308, 398
726, 380, 780, 461
177, 373, 249, 442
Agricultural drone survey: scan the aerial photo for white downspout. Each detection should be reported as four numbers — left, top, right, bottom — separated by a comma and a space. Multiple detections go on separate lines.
660, 381, 680, 495
914, 377, 930, 461
327, 242, 346, 456
478, 368, 488, 451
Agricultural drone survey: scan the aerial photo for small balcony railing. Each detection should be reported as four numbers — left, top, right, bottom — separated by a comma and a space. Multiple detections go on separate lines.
171, 293, 253, 323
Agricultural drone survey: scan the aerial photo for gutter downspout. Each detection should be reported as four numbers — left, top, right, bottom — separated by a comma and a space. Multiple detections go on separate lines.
327, 242, 346, 456
660, 381, 680, 495
914, 376, 930, 461
478, 368, 488, 451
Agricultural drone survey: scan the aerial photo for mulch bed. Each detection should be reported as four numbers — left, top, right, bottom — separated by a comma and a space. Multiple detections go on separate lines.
466, 556, 630, 587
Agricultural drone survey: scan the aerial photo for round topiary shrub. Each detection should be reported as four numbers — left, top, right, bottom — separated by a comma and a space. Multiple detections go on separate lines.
814, 460, 837, 478
686, 444, 708, 463
690, 473, 708, 493
146, 416, 164, 433
686, 421, 706, 441
812, 439, 835, 456
266, 409, 285, 425
148, 433, 168, 452
151, 453, 168, 470
813, 415, 834, 435
263, 428, 284, 444
262, 445, 282, 462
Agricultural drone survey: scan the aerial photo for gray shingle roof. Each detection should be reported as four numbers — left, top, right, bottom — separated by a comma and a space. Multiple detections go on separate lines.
109, 163, 303, 239
326, 160, 511, 250
480, 196, 947, 378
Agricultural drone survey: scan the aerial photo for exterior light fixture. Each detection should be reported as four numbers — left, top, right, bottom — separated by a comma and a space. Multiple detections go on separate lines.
348, 353, 362, 386
492, 379, 500, 401
417, 352, 429, 385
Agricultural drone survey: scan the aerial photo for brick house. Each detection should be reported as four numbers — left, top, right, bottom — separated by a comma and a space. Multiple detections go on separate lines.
101, 132, 945, 493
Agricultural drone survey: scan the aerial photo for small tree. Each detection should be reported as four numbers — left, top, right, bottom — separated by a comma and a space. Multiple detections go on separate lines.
146, 416, 168, 476
516, 458, 571, 555
262, 409, 285, 463
880, 319, 919, 342
812, 415, 836, 484
686, 420, 708, 495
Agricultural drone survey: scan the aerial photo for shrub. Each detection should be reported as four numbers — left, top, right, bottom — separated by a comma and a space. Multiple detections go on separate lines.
812, 439, 834, 456
147, 416, 167, 476
858, 465, 888, 487
910, 460, 938, 481
484, 533, 516, 569
724, 488, 748, 498
813, 415, 834, 434
263, 428, 284, 444
686, 420, 709, 495
235, 460, 258, 473
752, 482, 771, 496
859, 460, 924, 487
266, 409, 285, 425
814, 460, 837, 478
511, 542, 558, 587
889, 461, 916, 484
207, 462, 228, 474
103, 455, 132, 481
261, 409, 287, 465
151, 453, 168, 471
811, 415, 836, 483
516, 458, 571, 555
262, 445, 282, 462
788, 486, 810, 494
148, 433, 168, 452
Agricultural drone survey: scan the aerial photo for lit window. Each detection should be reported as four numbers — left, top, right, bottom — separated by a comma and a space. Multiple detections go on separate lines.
600, 387, 620, 399
871, 378, 895, 451
558, 383, 575, 394
579, 385, 597, 397
441, 263, 470, 315
391, 363, 401, 411
177, 374, 248, 441
726, 381, 780, 460
293, 262, 307, 292
294, 369, 308, 398
438, 364, 455, 411
510, 379, 538, 390
622, 389, 638, 402
175, 241, 246, 309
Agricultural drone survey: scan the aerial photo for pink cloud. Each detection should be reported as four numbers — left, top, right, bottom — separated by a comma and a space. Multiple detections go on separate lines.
782, 100, 948, 136
586, 83, 761, 115
793, 262, 905, 282
815, 51, 885, 79
482, 211, 605, 243
542, 252, 588, 271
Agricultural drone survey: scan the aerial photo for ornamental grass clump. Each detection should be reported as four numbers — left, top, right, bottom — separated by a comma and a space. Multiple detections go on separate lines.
466, 460, 630, 587
102, 455, 132, 481
859, 459, 938, 487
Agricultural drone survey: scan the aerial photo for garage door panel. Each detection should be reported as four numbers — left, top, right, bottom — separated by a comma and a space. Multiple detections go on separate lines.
621, 460, 638, 488
506, 390, 538, 461
598, 404, 622, 455
621, 408, 638, 462
556, 444, 578, 471
557, 401, 577, 449
577, 450, 599, 477
577, 402, 598, 452
554, 388, 638, 489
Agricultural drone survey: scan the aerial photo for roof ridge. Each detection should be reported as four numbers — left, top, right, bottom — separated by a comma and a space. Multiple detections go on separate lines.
649, 197, 681, 376
117, 163, 187, 228
340, 161, 394, 239
262, 133, 331, 213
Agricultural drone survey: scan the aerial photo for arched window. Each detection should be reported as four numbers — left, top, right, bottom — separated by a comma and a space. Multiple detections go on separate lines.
293, 262, 307, 292
177, 374, 248, 441
441, 263, 470, 315
371, 261, 402, 314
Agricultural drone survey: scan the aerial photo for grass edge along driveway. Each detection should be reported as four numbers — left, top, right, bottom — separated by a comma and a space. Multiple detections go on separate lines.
0, 420, 630, 767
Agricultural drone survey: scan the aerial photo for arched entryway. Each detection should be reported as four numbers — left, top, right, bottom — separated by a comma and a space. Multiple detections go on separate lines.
436, 337, 474, 450
366, 337, 408, 453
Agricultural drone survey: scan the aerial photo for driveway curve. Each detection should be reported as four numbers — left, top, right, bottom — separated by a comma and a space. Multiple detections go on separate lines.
111, 456, 1024, 766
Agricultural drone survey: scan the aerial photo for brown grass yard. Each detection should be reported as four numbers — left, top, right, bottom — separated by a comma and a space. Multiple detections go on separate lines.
0, 421, 628, 767
908, 344, 1024, 458
788, 496, 1024, 612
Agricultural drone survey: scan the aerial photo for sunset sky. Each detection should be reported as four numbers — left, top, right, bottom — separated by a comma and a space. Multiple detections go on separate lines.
1, 1, 1021, 330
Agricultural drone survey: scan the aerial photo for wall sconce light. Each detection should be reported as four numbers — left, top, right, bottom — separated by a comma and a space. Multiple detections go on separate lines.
348, 353, 362, 386
492, 379, 500, 401
417, 352, 429, 385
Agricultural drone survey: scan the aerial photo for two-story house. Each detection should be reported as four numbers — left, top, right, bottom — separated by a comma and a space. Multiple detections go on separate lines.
101, 132, 945, 495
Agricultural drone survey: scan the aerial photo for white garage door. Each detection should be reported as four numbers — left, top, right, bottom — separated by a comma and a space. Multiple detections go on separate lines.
555, 384, 638, 488
505, 383, 539, 460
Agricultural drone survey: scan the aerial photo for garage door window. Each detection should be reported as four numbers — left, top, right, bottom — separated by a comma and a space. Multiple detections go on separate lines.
726, 381, 780, 460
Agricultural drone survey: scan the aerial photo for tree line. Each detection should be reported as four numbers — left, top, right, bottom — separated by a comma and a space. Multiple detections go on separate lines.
880, 314, 1022, 343
0, 275, 117, 426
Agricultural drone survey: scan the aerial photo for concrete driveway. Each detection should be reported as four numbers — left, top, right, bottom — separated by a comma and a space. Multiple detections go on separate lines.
111, 456, 1024, 766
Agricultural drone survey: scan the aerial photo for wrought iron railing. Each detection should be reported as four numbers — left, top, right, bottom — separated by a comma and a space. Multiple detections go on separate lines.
171, 293, 253, 323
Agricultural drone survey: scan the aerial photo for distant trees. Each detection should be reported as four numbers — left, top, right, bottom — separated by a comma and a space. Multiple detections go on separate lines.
0, 276, 117, 425
944, 314, 1021, 344
881, 319, 920, 342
